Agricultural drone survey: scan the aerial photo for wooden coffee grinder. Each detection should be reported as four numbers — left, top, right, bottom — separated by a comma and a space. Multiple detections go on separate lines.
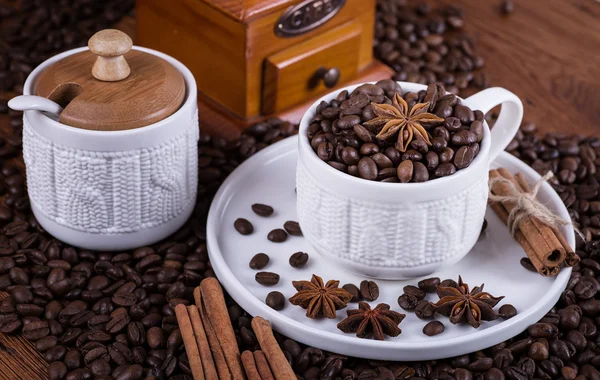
136, 0, 393, 137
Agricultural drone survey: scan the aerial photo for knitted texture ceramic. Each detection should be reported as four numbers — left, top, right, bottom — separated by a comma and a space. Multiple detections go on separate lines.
296, 160, 489, 268
22, 115, 199, 235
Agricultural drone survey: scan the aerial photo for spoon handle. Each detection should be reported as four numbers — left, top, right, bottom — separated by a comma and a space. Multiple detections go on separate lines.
8, 95, 63, 115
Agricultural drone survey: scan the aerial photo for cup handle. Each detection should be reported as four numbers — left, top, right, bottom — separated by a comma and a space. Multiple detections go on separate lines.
463, 87, 523, 162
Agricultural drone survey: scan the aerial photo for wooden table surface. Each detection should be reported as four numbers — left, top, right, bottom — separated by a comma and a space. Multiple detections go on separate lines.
0, 1, 599, 378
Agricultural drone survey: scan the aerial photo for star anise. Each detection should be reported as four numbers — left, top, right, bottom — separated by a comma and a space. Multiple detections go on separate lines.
337, 302, 405, 340
364, 92, 444, 152
289, 274, 353, 319
433, 276, 504, 328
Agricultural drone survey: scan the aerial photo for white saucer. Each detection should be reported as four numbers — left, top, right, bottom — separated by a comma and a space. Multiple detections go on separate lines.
206, 136, 573, 361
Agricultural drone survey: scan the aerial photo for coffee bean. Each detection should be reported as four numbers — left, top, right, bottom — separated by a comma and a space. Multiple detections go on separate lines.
418, 277, 441, 293
48, 361, 68, 380
45, 345, 68, 362
283, 221, 302, 236
359, 280, 379, 301
0, 316, 21, 333
127, 322, 145, 345
234, 218, 253, 235
249, 253, 270, 270
342, 284, 360, 302
520, 257, 537, 272
415, 300, 436, 319
358, 157, 378, 180
251, 203, 273, 217
499, 304, 518, 319
423, 321, 445, 336
289, 252, 309, 268
267, 229, 287, 243
398, 294, 420, 310
22, 320, 49, 341
255, 272, 280, 286
147, 326, 165, 349
412, 161, 429, 182
434, 162, 457, 177
11, 285, 32, 304
266, 291, 285, 310
397, 160, 413, 183
106, 313, 130, 334
403, 285, 425, 300
112, 293, 137, 307
454, 145, 475, 168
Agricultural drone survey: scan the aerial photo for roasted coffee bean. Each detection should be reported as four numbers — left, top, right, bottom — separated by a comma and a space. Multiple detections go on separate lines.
289, 252, 309, 268
528, 323, 558, 338
454, 145, 475, 168
415, 300, 436, 319
106, 313, 130, 334
0, 316, 21, 333
233, 218, 253, 235
11, 284, 32, 304
359, 280, 379, 301
403, 285, 426, 300
35, 335, 58, 352
283, 221, 303, 236
147, 326, 165, 349
358, 157, 378, 180
112, 293, 137, 307
397, 160, 413, 183
423, 321, 445, 336
267, 229, 288, 243
418, 277, 441, 293
265, 291, 286, 310
398, 294, 420, 310
249, 253, 269, 270
342, 284, 360, 302
251, 203, 273, 217
255, 272, 280, 286
22, 320, 49, 341
412, 161, 429, 182
45, 345, 68, 362
127, 322, 145, 345
499, 304, 518, 319
434, 162, 457, 177
48, 361, 68, 380
519, 257, 537, 272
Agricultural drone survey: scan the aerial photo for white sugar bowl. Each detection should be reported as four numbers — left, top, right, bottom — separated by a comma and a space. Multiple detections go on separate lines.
9, 30, 198, 250
296, 82, 523, 279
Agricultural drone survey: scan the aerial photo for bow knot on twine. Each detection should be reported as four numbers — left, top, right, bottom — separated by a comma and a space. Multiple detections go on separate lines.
488, 171, 579, 237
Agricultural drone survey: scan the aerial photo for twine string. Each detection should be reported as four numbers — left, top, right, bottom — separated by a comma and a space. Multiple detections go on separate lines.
488, 171, 581, 238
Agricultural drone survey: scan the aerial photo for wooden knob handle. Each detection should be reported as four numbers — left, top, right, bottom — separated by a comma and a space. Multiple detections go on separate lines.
88, 29, 133, 82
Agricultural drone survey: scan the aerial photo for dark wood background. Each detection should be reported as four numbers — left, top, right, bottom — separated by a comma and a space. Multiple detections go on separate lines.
0, 0, 599, 378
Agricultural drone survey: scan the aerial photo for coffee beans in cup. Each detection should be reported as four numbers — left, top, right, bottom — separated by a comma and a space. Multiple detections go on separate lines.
307, 81, 483, 182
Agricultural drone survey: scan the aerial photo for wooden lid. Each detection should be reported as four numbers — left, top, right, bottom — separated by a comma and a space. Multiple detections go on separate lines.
202, 0, 297, 22
35, 29, 185, 131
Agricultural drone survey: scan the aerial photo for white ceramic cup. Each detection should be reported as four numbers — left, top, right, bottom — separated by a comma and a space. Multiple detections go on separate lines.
297, 82, 523, 279
19, 46, 199, 251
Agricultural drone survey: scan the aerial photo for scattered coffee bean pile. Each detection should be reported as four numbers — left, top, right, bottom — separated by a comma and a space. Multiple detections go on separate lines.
374, 0, 488, 94
309, 80, 483, 182
3, 116, 600, 379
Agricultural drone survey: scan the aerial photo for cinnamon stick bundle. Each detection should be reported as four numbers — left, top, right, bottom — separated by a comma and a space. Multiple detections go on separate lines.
488, 169, 577, 276
200, 278, 246, 379
251, 317, 297, 380
253, 351, 275, 380
241, 351, 262, 380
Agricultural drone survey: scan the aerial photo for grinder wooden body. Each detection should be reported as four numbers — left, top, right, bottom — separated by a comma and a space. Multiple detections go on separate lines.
136, 0, 392, 137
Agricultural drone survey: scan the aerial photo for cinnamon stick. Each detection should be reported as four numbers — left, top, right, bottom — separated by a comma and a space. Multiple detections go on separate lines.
489, 200, 559, 276
490, 169, 566, 266
251, 317, 296, 380
174, 304, 205, 380
515, 172, 579, 267
241, 351, 262, 380
194, 287, 232, 380
253, 351, 275, 380
187, 305, 219, 380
